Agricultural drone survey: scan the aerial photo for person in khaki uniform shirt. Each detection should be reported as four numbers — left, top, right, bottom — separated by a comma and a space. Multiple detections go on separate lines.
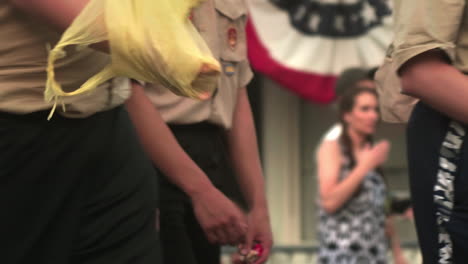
0, 1, 161, 264
125, 1, 273, 264
377, 0, 468, 262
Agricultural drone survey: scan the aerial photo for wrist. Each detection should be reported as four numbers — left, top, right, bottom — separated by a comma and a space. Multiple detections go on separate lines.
243, 186, 268, 210
249, 195, 268, 210
249, 200, 270, 224
355, 163, 373, 176
181, 176, 216, 199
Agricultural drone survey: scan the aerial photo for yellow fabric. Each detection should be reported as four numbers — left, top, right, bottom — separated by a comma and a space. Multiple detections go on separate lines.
46, 0, 221, 119
145, 0, 254, 129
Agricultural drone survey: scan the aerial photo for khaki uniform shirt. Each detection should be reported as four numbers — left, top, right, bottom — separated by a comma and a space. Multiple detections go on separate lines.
376, 0, 468, 123
0, 1, 130, 117
145, 0, 254, 129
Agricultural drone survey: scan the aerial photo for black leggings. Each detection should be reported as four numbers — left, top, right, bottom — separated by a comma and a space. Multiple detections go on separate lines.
0, 107, 160, 264
407, 102, 468, 263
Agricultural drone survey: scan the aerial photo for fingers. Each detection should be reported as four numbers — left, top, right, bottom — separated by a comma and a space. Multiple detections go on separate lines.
205, 224, 231, 244
223, 214, 247, 245
192, 191, 248, 245
255, 239, 273, 264
199, 63, 219, 74
379, 139, 391, 146
227, 220, 247, 245
231, 253, 245, 264
375, 141, 391, 160
213, 228, 229, 244
375, 140, 391, 151
204, 215, 247, 245
216, 220, 245, 245
239, 230, 254, 256
233, 217, 248, 244
254, 246, 270, 264
205, 228, 219, 244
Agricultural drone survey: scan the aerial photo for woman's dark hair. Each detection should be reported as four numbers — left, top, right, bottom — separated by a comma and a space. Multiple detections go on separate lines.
338, 86, 379, 170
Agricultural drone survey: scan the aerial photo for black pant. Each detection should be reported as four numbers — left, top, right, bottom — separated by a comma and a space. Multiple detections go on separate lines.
159, 200, 221, 264
158, 122, 245, 264
407, 102, 468, 263
0, 107, 160, 264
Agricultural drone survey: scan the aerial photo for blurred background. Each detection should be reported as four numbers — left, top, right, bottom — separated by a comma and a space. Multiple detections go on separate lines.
222, 0, 420, 263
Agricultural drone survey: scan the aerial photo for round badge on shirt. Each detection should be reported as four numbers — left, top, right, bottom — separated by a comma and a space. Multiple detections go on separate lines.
223, 62, 236, 76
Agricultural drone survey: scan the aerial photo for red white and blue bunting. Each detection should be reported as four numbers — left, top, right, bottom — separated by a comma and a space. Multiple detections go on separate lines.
246, 0, 393, 103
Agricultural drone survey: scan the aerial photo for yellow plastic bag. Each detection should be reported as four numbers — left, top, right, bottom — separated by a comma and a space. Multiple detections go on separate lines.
46, 0, 220, 118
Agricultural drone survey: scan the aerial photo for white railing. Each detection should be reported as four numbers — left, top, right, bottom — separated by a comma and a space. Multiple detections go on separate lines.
221, 243, 422, 264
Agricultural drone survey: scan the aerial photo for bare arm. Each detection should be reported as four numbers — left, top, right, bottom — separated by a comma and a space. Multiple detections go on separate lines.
225, 87, 272, 264
126, 84, 213, 197
318, 140, 389, 213
125, 83, 247, 245
9, 0, 108, 51
317, 141, 369, 213
400, 49, 468, 123
385, 216, 408, 264
9, 0, 88, 31
226, 87, 267, 210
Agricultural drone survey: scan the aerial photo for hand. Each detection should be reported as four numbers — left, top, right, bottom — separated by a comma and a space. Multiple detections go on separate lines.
404, 208, 414, 220
191, 187, 248, 245
394, 253, 408, 264
356, 140, 390, 170
231, 252, 244, 264
239, 207, 273, 264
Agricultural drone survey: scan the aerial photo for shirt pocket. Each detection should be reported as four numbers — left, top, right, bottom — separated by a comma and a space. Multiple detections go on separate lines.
214, 0, 248, 63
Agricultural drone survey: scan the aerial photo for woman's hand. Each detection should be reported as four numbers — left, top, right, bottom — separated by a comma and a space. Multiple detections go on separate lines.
356, 140, 391, 170
394, 254, 409, 264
